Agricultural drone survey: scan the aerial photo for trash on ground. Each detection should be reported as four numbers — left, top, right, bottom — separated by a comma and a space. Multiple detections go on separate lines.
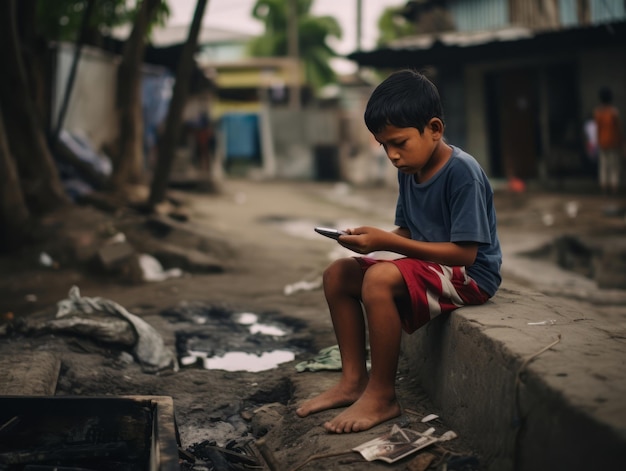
55, 286, 177, 372
353, 424, 441, 463
106, 232, 126, 244
39, 252, 56, 268
421, 413, 439, 423
542, 213, 554, 226
284, 277, 322, 296
564, 201, 579, 218
527, 319, 557, 326
295, 344, 370, 372
139, 254, 183, 282
182, 438, 261, 470
438, 430, 458, 441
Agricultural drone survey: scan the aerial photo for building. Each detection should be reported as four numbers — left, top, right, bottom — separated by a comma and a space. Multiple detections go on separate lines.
348, 0, 626, 189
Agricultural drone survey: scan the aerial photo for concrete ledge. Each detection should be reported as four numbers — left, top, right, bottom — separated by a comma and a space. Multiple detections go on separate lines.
401, 280, 626, 471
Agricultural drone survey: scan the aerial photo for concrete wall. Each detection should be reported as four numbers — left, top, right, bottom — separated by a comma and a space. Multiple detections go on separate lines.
465, 66, 491, 174
401, 282, 626, 470
267, 108, 344, 180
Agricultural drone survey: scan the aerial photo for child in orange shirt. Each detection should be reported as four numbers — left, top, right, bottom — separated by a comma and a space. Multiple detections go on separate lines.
594, 87, 624, 195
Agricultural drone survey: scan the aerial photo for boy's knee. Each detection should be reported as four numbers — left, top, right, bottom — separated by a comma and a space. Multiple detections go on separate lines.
323, 258, 362, 290
362, 263, 405, 297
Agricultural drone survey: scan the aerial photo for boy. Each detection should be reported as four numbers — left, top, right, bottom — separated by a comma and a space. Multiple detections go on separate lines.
296, 69, 502, 433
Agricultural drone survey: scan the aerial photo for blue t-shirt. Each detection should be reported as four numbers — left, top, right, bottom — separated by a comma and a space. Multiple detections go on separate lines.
395, 146, 502, 296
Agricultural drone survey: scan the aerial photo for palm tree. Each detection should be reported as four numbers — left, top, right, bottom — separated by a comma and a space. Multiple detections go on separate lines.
248, 0, 342, 91
376, 5, 415, 47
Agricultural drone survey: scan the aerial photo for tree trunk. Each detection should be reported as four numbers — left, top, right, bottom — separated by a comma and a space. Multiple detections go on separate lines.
16, 0, 50, 130
149, 0, 209, 207
111, 0, 161, 189
0, 0, 69, 214
0, 103, 31, 249
51, 0, 96, 145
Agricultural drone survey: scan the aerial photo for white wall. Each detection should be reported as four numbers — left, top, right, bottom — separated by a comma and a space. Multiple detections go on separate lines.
53, 43, 120, 151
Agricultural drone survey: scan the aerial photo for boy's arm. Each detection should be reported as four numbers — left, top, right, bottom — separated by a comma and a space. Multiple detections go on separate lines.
339, 226, 478, 267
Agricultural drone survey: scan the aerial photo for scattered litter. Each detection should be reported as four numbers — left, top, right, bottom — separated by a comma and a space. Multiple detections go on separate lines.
421, 414, 439, 423
438, 430, 458, 441
249, 323, 286, 336
138, 254, 183, 282
235, 311, 287, 336
541, 213, 554, 226
507, 177, 526, 193
284, 277, 322, 296
55, 286, 177, 372
295, 345, 372, 372
106, 232, 126, 244
564, 201, 579, 218
527, 319, 556, 326
295, 345, 342, 372
186, 439, 261, 470
353, 424, 441, 463
38, 252, 55, 267
235, 312, 258, 325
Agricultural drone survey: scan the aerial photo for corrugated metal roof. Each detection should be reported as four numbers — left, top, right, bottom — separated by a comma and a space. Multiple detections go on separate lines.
112, 24, 253, 47
388, 26, 533, 50
347, 21, 626, 67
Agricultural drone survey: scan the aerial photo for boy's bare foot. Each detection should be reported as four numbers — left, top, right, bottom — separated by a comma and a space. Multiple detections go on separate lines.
296, 382, 366, 418
323, 392, 401, 433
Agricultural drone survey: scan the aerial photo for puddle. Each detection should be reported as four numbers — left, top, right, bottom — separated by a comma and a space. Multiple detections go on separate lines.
163, 303, 310, 372
203, 350, 296, 372
235, 312, 287, 336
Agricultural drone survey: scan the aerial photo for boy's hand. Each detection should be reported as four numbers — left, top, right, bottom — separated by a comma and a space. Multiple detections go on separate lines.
338, 226, 393, 254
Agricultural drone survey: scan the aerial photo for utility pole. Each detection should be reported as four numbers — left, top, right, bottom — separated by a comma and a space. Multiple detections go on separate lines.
356, 0, 362, 51
287, 0, 300, 110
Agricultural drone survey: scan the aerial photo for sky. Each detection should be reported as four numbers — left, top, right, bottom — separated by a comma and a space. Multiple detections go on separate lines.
167, 0, 406, 73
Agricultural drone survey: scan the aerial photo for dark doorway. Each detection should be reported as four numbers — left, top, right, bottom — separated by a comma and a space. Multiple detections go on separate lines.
485, 68, 539, 179
498, 67, 539, 179
543, 63, 588, 177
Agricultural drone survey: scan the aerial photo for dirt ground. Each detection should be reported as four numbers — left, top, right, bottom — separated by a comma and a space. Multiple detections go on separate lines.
1, 178, 625, 470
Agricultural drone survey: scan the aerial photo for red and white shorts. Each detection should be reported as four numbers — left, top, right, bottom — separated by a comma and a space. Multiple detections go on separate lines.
356, 256, 490, 334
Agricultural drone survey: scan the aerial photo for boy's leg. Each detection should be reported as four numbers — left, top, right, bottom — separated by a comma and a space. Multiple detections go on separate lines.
324, 261, 406, 433
296, 257, 369, 417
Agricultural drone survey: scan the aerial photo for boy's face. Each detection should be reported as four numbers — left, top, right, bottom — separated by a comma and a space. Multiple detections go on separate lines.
373, 123, 442, 177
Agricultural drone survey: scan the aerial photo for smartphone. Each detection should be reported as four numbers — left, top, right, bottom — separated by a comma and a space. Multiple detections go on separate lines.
314, 227, 347, 240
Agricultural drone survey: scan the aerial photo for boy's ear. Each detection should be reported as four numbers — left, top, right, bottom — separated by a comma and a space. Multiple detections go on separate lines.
427, 118, 444, 138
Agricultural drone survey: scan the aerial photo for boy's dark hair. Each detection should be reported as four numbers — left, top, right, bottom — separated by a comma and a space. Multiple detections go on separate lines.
364, 69, 444, 134
599, 86, 613, 104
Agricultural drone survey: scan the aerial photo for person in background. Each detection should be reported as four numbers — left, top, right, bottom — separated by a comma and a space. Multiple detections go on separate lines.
594, 87, 624, 195
194, 111, 214, 172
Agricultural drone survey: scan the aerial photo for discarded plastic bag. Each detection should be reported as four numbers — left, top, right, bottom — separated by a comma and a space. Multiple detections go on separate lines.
139, 254, 183, 282
284, 277, 322, 296
295, 345, 370, 372
56, 286, 177, 372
